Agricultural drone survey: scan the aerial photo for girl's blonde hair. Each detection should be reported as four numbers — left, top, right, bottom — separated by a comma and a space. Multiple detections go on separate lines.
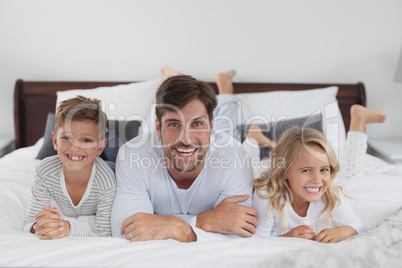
254, 126, 341, 234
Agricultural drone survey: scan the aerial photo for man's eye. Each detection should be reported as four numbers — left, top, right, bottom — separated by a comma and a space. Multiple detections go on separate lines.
169, 123, 180, 127
193, 122, 203, 127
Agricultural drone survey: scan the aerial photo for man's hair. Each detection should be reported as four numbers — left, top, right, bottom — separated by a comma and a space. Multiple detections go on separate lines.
155, 75, 217, 122
55, 95, 107, 139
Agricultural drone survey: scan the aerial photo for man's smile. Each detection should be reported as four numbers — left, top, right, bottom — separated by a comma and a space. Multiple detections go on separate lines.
175, 148, 197, 157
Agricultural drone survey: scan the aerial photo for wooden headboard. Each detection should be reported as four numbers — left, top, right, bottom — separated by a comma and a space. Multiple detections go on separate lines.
14, 80, 366, 149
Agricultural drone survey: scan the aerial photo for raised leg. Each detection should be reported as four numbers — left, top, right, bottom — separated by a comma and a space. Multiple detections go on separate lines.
336, 105, 387, 182
349, 104, 387, 133
214, 70, 236, 94
247, 125, 276, 148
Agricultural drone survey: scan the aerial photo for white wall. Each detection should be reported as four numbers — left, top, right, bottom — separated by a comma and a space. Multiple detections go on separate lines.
1, 0, 401, 139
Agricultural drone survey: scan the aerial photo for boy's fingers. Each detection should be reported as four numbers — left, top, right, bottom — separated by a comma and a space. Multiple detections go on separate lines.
35, 226, 62, 236
35, 218, 63, 230
35, 210, 55, 220
45, 226, 65, 237
38, 231, 64, 240
36, 211, 63, 221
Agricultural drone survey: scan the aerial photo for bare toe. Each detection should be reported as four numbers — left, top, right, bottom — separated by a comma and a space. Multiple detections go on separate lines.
214, 69, 236, 94
247, 125, 276, 148
161, 66, 181, 79
351, 104, 387, 124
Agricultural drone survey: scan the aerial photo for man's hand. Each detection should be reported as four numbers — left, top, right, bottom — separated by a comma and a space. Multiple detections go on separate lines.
315, 226, 357, 243
278, 225, 316, 240
33, 207, 70, 239
196, 195, 258, 237
121, 212, 197, 242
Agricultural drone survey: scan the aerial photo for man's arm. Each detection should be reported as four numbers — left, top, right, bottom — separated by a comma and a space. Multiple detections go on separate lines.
111, 146, 155, 238
111, 147, 196, 242
196, 195, 258, 237
194, 147, 257, 237
120, 213, 196, 242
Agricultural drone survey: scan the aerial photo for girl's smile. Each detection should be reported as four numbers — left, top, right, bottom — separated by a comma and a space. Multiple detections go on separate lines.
286, 145, 331, 214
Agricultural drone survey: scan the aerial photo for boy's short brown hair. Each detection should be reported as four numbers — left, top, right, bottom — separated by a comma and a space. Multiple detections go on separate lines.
55, 95, 107, 139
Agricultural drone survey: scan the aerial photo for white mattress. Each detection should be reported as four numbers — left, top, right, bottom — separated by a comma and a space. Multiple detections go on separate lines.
0, 140, 401, 267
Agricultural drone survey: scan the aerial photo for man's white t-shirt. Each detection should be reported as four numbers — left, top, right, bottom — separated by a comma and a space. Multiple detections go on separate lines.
111, 131, 254, 241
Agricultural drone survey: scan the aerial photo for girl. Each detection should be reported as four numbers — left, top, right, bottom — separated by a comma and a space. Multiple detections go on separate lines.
253, 126, 361, 242
251, 105, 386, 242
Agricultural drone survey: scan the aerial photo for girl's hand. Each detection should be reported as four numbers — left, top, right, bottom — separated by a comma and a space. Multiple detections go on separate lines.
279, 225, 316, 240
315, 226, 357, 243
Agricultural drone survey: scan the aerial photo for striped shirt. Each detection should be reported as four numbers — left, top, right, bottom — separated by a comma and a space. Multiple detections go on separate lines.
24, 156, 116, 237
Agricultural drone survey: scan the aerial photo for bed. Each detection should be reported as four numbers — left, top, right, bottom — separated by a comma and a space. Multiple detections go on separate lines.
1, 79, 401, 267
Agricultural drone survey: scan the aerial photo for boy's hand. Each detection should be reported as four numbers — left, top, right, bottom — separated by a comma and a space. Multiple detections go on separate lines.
33, 207, 69, 239
34, 206, 59, 221
279, 225, 316, 240
315, 226, 357, 243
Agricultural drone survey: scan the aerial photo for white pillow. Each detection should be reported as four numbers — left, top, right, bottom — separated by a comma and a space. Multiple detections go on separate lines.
56, 82, 345, 155
236, 86, 346, 156
56, 79, 163, 126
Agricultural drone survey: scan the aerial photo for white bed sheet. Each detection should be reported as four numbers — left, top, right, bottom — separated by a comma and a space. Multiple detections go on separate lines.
0, 140, 401, 267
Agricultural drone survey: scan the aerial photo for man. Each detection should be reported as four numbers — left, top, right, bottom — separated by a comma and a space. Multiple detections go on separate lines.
111, 69, 257, 242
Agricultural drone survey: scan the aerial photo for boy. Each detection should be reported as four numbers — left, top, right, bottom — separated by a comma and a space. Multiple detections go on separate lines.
24, 96, 116, 238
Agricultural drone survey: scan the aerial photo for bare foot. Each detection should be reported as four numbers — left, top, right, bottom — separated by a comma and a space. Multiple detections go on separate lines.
161, 66, 181, 80
247, 125, 276, 148
349, 104, 387, 133
214, 69, 236, 94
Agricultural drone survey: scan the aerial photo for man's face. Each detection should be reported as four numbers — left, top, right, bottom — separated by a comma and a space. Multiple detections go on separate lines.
156, 99, 213, 176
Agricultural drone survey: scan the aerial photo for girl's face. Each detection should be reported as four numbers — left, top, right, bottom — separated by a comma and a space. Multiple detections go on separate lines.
286, 145, 331, 207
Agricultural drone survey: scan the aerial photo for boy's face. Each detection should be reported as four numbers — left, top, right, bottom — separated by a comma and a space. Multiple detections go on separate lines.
52, 120, 106, 173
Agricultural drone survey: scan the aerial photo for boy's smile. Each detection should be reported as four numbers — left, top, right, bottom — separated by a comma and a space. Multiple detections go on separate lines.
52, 120, 106, 175
66, 154, 85, 161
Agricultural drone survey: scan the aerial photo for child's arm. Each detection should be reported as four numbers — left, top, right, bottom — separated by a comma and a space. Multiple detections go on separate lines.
33, 207, 69, 239
278, 225, 316, 240
315, 226, 357, 243
314, 197, 363, 243
77, 183, 115, 237
24, 167, 53, 233
252, 192, 274, 237
66, 183, 116, 237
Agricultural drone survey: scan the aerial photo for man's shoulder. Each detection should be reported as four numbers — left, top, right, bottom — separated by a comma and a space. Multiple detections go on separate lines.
116, 132, 163, 173
209, 132, 245, 157
205, 132, 253, 176
119, 131, 161, 154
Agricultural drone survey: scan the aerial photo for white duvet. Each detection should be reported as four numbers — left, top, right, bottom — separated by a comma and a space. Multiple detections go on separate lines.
0, 141, 401, 267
